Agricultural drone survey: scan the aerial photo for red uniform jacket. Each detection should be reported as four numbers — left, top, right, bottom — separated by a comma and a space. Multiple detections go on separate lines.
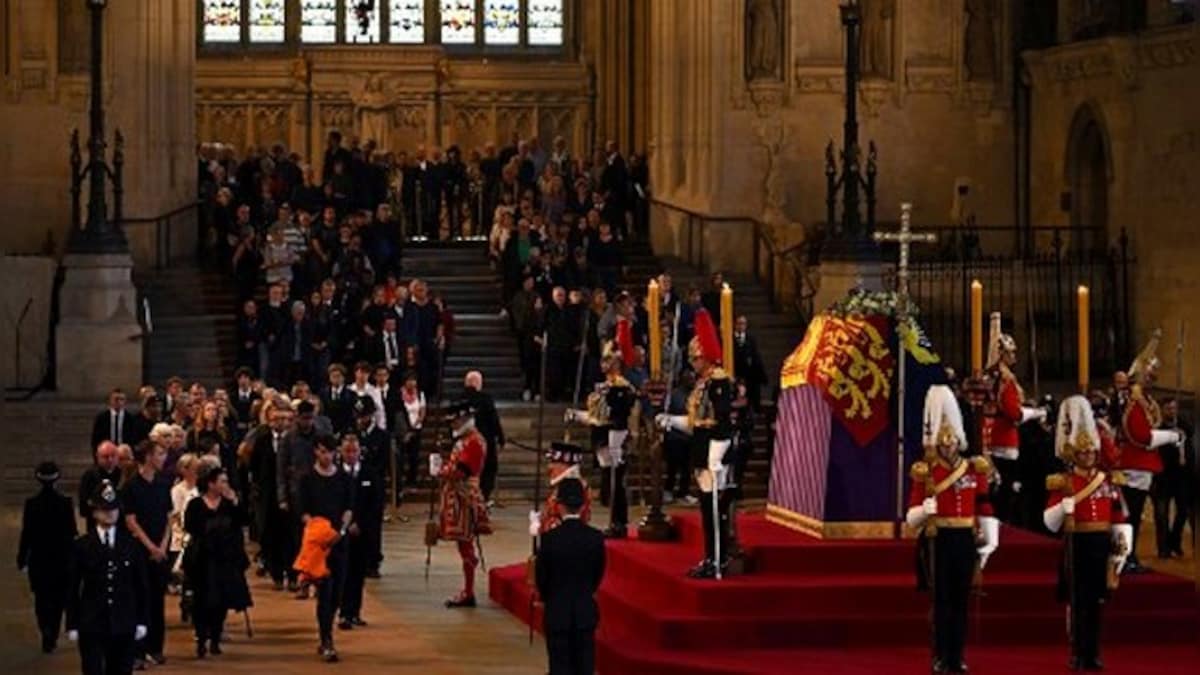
444, 429, 486, 479
983, 366, 1024, 456
1046, 470, 1127, 528
1118, 386, 1164, 474
908, 456, 995, 526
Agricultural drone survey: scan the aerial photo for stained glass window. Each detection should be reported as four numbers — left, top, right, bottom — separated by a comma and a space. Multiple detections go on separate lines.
440, 0, 477, 44
248, 0, 286, 43
301, 0, 338, 43
527, 0, 563, 46
344, 1, 381, 43
483, 1, 520, 45
203, 0, 242, 43
389, 1, 426, 43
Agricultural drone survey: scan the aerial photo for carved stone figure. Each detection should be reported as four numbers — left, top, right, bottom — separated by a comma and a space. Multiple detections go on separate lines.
860, 0, 895, 80
965, 0, 999, 81
746, 0, 782, 81
353, 74, 397, 151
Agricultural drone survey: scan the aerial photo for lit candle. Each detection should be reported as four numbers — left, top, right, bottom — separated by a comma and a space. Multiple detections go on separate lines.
721, 284, 735, 378
970, 280, 983, 374
647, 279, 661, 380
1078, 285, 1089, 392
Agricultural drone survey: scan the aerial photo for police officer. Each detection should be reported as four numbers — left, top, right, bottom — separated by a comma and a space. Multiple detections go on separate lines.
17, 461, 77, 653
65, 480, 149, 675
354, 395, 391, 577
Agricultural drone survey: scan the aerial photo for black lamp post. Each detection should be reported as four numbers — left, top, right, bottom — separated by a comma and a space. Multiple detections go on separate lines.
823, 0, 878, 257
69, 0, 127, 254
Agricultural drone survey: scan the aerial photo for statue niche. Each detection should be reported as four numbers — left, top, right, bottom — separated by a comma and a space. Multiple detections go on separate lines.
745, 0, 784, 82
964, 0, 999, 81
860, 0, 895, 80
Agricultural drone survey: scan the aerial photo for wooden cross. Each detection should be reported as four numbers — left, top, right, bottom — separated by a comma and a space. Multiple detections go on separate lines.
872, 202, 936, 534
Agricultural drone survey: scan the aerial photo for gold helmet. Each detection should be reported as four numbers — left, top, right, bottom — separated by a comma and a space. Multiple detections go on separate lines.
1128, 328, 1162, 383
1055, 395, 1100, 464
922, 385, 967, 455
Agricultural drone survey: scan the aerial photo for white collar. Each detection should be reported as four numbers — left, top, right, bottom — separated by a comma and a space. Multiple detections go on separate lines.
549, 464, 581, 486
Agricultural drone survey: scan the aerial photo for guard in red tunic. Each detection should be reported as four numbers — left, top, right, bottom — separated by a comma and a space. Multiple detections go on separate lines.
907, 385, 1000, 675
433, 400, 492, 608
1114, 330, 1184, 573
1044, 395, 1133, 672
981, 312, 1048, 524
529, 442, 592, 537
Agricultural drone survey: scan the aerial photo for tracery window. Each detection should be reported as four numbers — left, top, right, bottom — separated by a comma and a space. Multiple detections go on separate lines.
200, 0, 565, 49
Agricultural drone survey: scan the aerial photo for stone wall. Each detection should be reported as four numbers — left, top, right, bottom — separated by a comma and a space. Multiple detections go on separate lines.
0, 0, 196, 256
0, 256, 56, 390
1024, 22, 1200, 389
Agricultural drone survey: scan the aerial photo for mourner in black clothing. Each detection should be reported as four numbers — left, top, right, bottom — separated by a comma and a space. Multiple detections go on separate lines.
535, 479, 606, 675
79, 441, 122, 531
121, 442, 173, 666
353, 396, 391, 575
335, 434, 383, 629
249, 405, 296, 588
91, 389, 130, 449
463, 371, 506, 502
65, 480, 149, 675
299, 435, 354, 663
321, 363, 357, 435
183, 466, 252, 658
17, 462, 77, 653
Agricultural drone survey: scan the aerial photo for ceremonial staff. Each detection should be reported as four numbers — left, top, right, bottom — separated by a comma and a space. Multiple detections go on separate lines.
872, 202, 936, 531
527, 329, 549, 645
1174, 320, 1185, 442
424, 345, 450, 584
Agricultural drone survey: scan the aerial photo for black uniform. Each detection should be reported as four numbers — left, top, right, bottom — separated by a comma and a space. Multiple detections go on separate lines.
357, 422, 391, 572
463, 386, 506, 501
589, 376, 635, 532
688, 369, 733, 570
339, 461, 383, 624
66, 526, 149, 675
18, 482, 77, 652
535, 517, 606, 675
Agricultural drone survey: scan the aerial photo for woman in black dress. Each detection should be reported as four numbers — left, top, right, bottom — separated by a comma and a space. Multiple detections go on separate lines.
183, 466, 252, 658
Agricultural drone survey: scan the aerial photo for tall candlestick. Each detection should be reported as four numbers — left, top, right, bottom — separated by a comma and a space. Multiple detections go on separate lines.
721, 284, 734, 377
970, 280, 983, 374
648, 279, 662, 380
1078, 285, 1089, 392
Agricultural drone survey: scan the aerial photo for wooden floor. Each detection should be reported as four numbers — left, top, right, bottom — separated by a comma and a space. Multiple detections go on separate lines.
0, 495, 1193, 674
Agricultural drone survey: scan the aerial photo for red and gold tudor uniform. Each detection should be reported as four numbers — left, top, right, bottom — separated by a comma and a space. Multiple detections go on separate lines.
906, 385, 999, 675
1043, 395, 1133, 670
437, 401, 491, 607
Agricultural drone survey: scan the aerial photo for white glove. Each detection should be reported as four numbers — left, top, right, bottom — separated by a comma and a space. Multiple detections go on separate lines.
595, 447, 613, 468
1043, 504, 1066, 532
528, 510, 542, 537
67, 630, 78, 642
922, 497, 938, 516
1111, 523, 1133, 573
1061, 496, 1075, 515
976, 516, 1000, 569
428, 453, 443, 477
135, 624, 147, 641
655, 414, 688, 432
1012, 481, 1023, 494
1020, 406, 1047, 424
707, 440, 731, 473
1150, 429, 1183, 449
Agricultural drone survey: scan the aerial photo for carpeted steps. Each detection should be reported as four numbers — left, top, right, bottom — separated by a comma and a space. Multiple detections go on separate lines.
489, 513, 1198, 674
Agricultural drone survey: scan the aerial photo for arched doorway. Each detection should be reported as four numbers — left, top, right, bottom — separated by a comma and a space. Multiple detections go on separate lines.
1064, 104, 1112, 255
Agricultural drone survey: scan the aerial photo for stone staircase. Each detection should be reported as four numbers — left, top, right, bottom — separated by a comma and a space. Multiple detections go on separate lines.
138, 265, 237, 390
0, 399, 98, 507
399, 241, 526, 401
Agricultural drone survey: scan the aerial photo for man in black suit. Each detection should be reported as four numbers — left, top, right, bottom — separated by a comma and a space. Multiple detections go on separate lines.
535, 478, 606, 675
231, 367, 261, 436
91, 389, 129, 449
337, 433, 383, 629
278, 300, 315, 388
372, 315, 405, 373
65, 480, 149, 675
462, 371, 505, 504
354, 396, 392, 576
125, 394, 162, 449
18, 461, 77, 653
322, 364, 357, 435
78, 442, 122, 531
250, 405, 296, 589
732, 315, 769, 412
373, 364, 401, 435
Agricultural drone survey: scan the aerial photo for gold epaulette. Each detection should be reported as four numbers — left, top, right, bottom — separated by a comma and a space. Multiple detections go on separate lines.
971, 455, 994, 476
709, 367, 730, 380
910, 461, 930, 481
1109, 470, 1127, 486
1046, 473, 1068, 492
609, 375, 631, 388
1129, 383, 1145, 402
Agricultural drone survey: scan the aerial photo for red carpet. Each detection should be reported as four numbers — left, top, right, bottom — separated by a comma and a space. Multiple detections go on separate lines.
489, 512, 1198, 674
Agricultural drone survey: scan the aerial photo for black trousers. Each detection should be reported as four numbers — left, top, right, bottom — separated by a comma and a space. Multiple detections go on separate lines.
261, 502, 292, 583
401, 429, 423, 487
931, 528, 976, 668
340, 532, 370, 621
1121, 486, 1149, 561
317, 541, 347, 644
138, 558, 169, 656
481, 440, 499, 500
32, 582, 67, 648
598, 463, 628, 527
79, 631, 135, 675
698, 489, 733, 563
546, 628, 596, 675
1061, 532, 1111, 663
663, 437, 690, 497
193, 604, 227, 646
1152, 471, 1192, 555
